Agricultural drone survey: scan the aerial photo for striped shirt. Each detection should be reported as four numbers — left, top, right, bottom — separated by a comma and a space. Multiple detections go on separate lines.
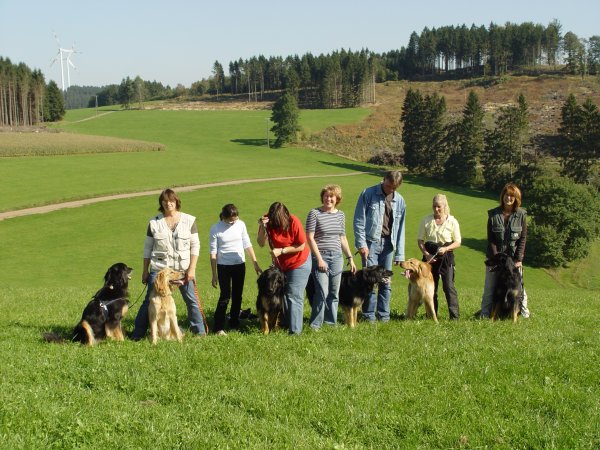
305, 208, 346, 253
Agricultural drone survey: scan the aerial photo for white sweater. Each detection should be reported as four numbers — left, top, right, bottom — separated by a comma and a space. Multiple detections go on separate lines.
209, 219, 252, 265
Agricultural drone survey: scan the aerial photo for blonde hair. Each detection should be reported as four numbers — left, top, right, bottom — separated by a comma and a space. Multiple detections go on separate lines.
432, 193, 450, 215
320, 184, 342, 205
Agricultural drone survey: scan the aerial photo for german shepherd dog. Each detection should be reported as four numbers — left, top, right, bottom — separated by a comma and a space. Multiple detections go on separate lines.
339, 265, 393, 327
485, 253, 523, 323
256, 266, 286, 334
400, 258, 438, 322
148, 268, 185, 344
72, 263, 132, 346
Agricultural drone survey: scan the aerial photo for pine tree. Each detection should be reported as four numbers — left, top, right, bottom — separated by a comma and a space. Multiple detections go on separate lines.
444, 90, 484, 185
43, 80, 65, 122
270, 90, 300, 148
400, 88, 425, 172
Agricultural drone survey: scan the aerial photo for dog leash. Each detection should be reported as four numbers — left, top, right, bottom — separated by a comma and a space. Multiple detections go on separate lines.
425, 247, 441, 264
192, 279, 209, 335
128, 284, 147, 310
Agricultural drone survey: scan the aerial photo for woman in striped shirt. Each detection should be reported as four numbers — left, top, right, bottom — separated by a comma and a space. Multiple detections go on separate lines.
306, 184, 356, 330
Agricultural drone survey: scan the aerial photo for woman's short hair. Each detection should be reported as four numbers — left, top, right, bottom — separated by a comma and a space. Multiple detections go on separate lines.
320, 184, 342, 205
432, 193, 450, 215
220, 204, 239, 220
158, 188, 181, 213
267, 202, 291, 231
384, 170, 403, 188
500, 183, 522, 211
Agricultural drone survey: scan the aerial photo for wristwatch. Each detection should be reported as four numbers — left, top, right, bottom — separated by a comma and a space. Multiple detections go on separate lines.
281, 247, 286, 255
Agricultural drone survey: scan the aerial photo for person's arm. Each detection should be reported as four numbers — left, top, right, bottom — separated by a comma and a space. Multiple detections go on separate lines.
257, 216, 268, 247
244, 246, 262, 274
210, 254, 218, 288
514, 212, 527, 267
487, 216, 498, 256
307, 231, 326, 272
142, 223, 154, 284
438, 219, 461, 255
340, 235, 357, 273
394, 201, 406, 264
186, 254, 198, 282
353, 190, 369, 259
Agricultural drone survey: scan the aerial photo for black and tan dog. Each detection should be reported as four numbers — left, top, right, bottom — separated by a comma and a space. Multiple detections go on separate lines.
485, 253, 523, 323
339, 265, 393, 327
72, 262, 132, 346
148, 268, 185, 344
256, 265, 286, 335
400, 258, 438, 322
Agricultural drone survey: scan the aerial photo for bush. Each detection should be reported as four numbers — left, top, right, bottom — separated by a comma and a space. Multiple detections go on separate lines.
368, 149, 403, 166
527, 176, 600, 267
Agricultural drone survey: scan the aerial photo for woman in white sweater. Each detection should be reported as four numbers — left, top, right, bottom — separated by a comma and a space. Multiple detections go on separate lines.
210, 204, 262, 335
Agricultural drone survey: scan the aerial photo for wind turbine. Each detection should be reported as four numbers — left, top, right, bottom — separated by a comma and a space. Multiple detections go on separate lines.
50, 33, 80, 92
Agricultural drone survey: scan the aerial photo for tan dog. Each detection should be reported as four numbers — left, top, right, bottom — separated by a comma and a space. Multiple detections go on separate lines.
149, 268, 185, 344
400, 258, 438, 323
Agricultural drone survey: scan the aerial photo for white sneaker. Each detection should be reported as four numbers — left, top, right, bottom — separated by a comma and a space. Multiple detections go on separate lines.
215, 330, 227, 336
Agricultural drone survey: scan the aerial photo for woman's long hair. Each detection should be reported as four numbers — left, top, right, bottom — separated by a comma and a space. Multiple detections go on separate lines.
267, 202, 291, 231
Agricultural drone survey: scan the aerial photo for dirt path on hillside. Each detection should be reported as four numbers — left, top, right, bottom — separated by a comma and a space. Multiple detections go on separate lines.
0, 172, 369, 221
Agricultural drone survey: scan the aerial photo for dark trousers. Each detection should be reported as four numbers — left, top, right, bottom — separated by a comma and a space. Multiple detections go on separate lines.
429, 255, 459, 320
214, 263, 246, 331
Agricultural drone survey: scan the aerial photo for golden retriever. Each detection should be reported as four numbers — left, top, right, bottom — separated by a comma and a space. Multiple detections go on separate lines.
149, 268, 185, 344
400, 258, 438, 323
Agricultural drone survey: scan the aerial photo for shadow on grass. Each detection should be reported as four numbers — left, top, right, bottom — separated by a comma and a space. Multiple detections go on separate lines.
230, 138, 269, 147
319, 160, 382, 175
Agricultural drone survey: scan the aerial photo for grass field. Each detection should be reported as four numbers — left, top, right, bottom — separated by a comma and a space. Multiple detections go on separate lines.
0, 106, 598, 449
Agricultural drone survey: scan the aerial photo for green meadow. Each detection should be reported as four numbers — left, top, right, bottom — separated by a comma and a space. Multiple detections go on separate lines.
0, 107, 598, 449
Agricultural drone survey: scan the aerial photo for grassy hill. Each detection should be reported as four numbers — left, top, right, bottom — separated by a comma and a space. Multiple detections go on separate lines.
0, 94, 598, 448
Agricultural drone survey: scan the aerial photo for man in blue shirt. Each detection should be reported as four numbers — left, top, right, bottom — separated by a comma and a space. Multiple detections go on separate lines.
353, 171, 406, 322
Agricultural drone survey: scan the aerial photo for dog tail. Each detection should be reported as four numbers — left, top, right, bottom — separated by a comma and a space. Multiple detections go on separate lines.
42, 332, 65, 343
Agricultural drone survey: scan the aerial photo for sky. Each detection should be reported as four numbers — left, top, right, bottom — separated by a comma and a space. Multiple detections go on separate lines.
1, 0, 598, 89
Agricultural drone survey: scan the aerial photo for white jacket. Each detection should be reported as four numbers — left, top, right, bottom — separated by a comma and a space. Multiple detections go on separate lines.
143, 212, 200, 272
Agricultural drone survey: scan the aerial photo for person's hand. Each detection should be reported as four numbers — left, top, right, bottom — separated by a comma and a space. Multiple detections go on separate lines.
259, 215, 269, 226
211, 274, 218, 288
253, 261, 263, 275
438, 247, 447, 255
514, 261, 522, 268
142, 270, 149, 284
317, 258, 328, 273
349, 260, 357, 274
394, 260, 402, 266
185, 268, 196, 283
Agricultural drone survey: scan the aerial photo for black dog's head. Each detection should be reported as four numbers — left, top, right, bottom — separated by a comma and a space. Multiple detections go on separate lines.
257, 266, 285, 296
103, 262, 133, 291
360, 265, 394, 288
485, 253, 517, 275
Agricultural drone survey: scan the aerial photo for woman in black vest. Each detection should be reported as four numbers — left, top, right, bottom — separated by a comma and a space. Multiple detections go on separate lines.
480, 183, 530, 318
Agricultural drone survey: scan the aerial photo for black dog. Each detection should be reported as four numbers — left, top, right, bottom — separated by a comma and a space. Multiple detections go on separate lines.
256, 265, 286, 334
339, 265, 393, 327
72, 263, 132, 345
485, 253, 523, 323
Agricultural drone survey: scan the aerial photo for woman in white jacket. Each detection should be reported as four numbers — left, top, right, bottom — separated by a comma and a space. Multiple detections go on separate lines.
131, 188, 206, 340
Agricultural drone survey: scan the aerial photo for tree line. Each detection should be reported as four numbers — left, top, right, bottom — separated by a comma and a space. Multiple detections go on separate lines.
0, 57, 66, 126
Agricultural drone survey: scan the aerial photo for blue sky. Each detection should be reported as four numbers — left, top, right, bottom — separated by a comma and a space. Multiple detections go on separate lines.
1, 0, 598, 88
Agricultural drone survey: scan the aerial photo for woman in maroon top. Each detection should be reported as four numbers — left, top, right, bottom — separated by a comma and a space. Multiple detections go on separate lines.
257, 202, 312, 334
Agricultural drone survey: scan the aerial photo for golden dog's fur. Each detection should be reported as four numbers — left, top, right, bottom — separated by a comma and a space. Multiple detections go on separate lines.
149, 268, 185, 344
400, 258, 438, 323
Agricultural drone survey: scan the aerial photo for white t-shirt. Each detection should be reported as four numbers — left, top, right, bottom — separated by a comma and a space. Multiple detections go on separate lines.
209, 219, 252, 265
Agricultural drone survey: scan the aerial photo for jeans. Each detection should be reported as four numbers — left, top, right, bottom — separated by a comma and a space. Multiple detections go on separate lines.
214, 263, 246, 332
362, 236, 394, 321
131, 271, 207, 339
309, 251, 343, 329
284, 256, 312, 335
480, 266, 529, 318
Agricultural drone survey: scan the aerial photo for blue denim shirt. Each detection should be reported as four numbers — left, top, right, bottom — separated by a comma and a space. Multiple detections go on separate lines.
353, 183, 406, 261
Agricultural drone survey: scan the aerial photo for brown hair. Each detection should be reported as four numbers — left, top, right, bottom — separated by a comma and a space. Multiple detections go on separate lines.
500, 183, 522, 212
158, 189, 181, 213
320, 184, 342, 205
220, 203, 239, 220
267, 202, 291, 231
384, 170, 403, 187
